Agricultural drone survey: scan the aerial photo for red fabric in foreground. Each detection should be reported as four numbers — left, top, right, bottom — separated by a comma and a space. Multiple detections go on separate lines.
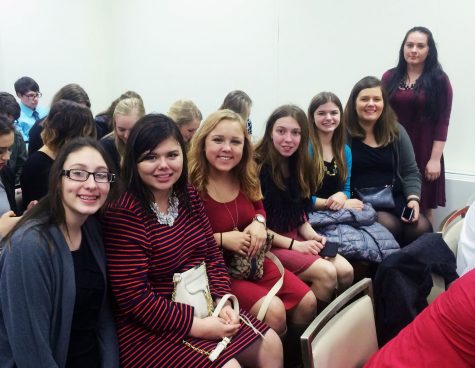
365, 270, 475, 368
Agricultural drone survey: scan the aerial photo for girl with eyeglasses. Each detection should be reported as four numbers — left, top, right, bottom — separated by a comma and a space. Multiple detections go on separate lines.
0, 137, 119, 367
13, 76, 48, 142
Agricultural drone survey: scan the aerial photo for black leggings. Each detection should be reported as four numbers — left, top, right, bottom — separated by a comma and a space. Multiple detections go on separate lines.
377, 210, 433, 247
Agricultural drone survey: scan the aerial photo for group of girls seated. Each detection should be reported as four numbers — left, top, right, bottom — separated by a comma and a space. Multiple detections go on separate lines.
0, 24, 459, 367
0, 73, 444, 368
254, 105, 353, 303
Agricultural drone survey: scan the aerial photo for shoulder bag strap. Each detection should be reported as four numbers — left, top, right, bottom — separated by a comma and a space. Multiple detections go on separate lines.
256, 252, 285, 321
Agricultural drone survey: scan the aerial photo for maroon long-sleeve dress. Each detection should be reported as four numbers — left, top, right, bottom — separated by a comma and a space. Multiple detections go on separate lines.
101, 186, 268, 368
382, 69, 453, 210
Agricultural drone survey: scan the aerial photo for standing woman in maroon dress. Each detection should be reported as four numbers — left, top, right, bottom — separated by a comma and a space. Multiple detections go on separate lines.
382, 26, 453, 223
101, 114, 282, 368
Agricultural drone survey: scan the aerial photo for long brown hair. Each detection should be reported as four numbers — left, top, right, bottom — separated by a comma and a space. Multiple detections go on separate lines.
1, 138, 116, 247
343, 76, 398, 146
254, 104, 316, 198
188, 109, 261, 201
308, 92, 347, 190
41, 100, 96, 153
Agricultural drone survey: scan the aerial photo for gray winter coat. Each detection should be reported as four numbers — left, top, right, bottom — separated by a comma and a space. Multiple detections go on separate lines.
308, 204, 400, 262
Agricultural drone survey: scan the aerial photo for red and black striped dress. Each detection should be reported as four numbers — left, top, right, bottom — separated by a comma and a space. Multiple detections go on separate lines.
101, 186, 269, 368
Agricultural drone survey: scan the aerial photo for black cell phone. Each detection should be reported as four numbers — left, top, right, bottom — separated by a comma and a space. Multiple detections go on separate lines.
401, 206, 414, 221
320, 241, 339, 258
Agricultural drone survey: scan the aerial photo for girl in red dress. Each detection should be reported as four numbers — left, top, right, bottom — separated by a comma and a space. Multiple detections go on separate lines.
102, 114, 282, 368
188, 109, 317, 366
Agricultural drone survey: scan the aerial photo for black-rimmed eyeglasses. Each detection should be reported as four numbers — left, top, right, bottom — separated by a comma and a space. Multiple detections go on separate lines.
62, 169, 116, 183
23, 92, 42, 99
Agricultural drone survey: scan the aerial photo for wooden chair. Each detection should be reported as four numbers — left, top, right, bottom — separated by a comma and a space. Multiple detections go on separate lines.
301, 278, 378, 368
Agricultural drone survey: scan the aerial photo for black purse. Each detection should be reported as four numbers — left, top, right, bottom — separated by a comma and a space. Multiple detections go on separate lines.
353, 141, 397, 210
354, 185, 395, 210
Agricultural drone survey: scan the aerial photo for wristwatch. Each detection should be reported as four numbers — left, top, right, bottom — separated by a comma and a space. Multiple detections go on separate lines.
253, 214, 266, 228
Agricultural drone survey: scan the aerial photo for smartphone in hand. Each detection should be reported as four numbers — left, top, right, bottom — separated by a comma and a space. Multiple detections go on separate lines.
401, 206, 414, 221
319, 241, 339, 257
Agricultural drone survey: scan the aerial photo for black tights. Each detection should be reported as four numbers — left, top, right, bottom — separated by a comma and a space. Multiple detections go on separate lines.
377, 211, 433, 247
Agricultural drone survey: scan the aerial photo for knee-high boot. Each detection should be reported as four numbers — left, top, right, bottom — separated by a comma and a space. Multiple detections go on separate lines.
282, 322, 307, 368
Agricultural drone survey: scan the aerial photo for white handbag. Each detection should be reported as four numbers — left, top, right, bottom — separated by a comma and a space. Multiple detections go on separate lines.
172, 262, 214, 319
209, 293, 265, 362
173, 263, 265, 362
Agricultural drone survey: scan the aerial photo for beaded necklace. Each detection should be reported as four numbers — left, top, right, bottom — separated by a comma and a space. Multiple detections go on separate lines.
324, 159, 338, 177
399, 75, 418, 90
150, 194, 179, 227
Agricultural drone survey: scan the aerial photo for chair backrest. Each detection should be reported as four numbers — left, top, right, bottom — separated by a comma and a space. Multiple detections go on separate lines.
301, 278, 378, 368
438, 206, 469, 256
443, 220, 465, 256
427, 206, 468, 304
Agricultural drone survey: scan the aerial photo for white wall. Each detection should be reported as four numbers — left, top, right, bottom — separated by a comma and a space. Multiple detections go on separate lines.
0, 0, 110, 111
1, 0, 474, 176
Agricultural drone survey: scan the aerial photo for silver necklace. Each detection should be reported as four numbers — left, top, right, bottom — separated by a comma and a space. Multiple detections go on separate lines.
150, 194, 179, 227
222, 198, 239, 231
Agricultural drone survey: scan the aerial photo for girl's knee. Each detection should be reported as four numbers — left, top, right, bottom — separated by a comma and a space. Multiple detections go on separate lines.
262, 329, 284, 362
222, 358, 242, 368
315, 259, 338, 285
262, 297, 287, 335
335, 258, 354, 288
338, 266, 354, 289
293, 291, 317, 323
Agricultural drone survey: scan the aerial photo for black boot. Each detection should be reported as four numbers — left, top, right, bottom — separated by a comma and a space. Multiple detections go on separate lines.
283, 323, 307, 368
316, 299, 330, 315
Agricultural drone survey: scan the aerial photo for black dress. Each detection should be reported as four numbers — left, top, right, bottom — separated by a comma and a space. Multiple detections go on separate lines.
99, 136, 120, 176
27, 118, 45, 156
20, 151, 54, 208
259, 163, 312, 233
350, 139, 405, 215
316, 159, 342, 200
67, 234, 105, 368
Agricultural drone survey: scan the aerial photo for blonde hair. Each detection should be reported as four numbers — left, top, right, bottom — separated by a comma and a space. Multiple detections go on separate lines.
168, 99, 202, 128
188, 109, 262, 201
104, 97, 145, 164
